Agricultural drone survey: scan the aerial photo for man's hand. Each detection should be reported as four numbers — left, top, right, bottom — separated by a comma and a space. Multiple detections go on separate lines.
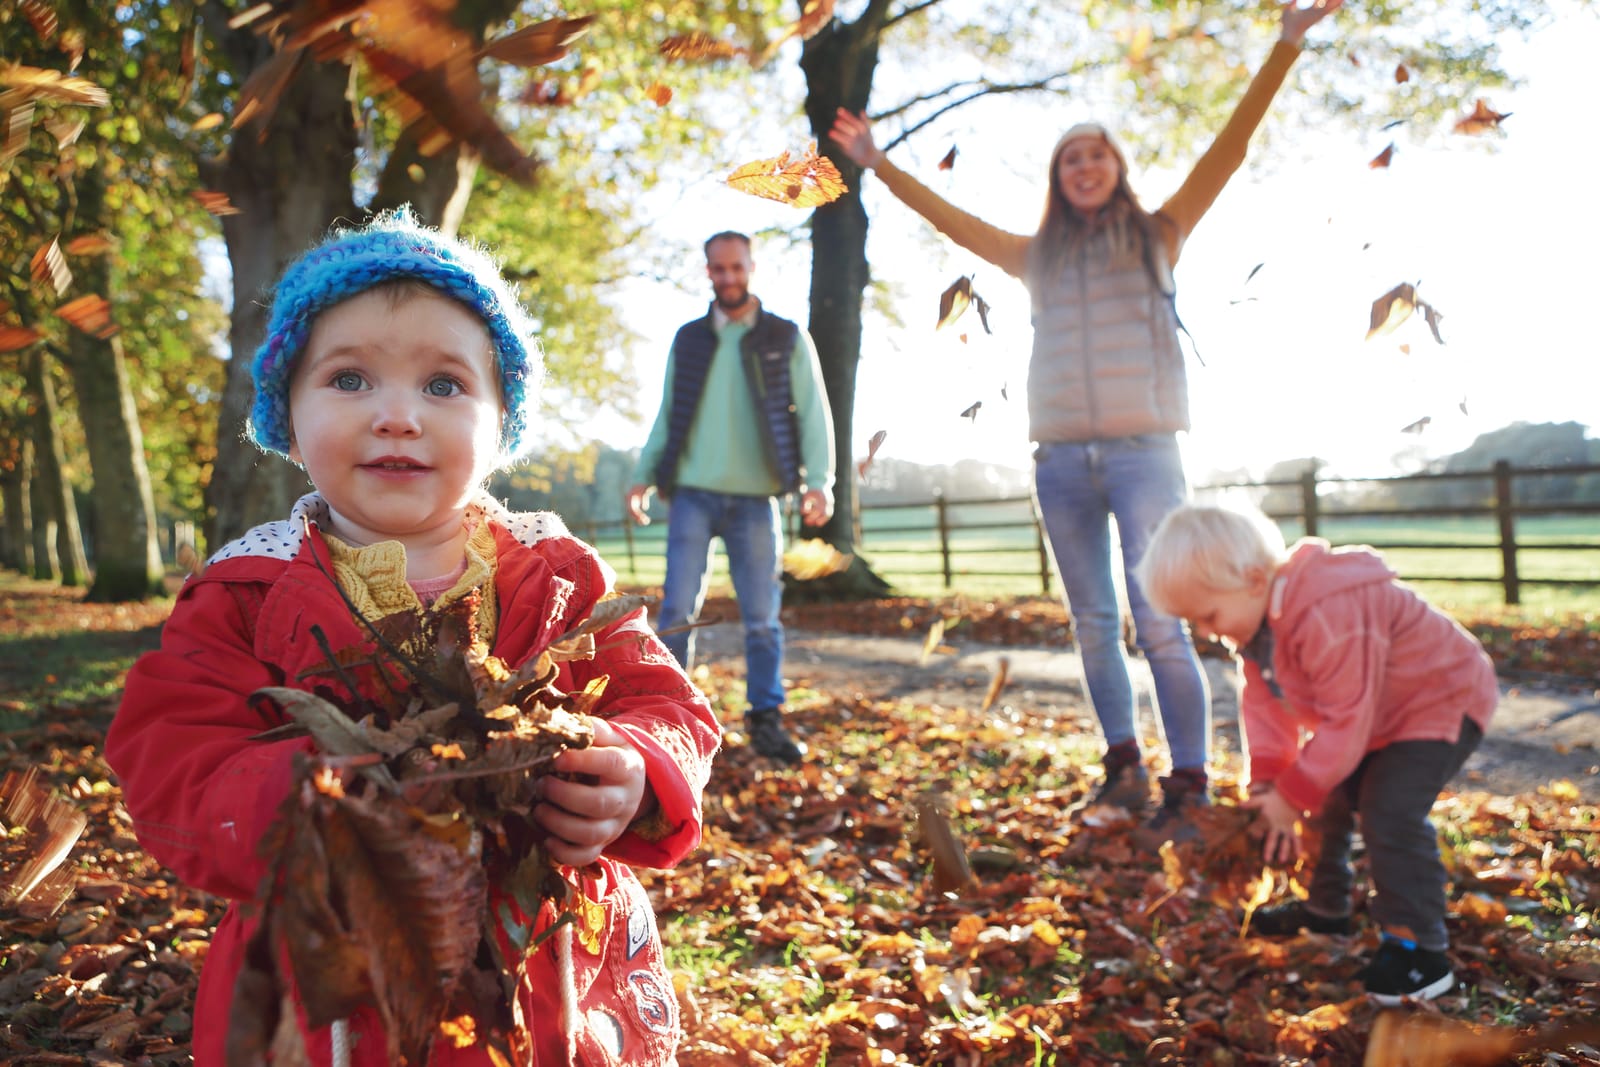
800, 487, 833, 527
1243, 786, 1303, 866
626, 483, 654, 526
533, 719, 649, 867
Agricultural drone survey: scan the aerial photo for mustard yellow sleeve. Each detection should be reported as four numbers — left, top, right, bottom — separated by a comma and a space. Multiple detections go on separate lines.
1157, 39, 1303, 260
872, 158, 1034, 279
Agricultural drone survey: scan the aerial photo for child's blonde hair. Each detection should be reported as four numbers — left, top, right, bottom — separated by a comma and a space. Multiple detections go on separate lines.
1137, 502, 1288, 617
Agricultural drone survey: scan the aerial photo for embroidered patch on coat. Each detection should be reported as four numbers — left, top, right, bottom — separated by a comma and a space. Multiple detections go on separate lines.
627, 903, 652, 960
626, 969, 678, 1036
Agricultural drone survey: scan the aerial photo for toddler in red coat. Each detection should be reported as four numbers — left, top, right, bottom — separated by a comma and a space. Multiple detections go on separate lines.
106, 209, 719, 1065
1136, 501, 1496, 1004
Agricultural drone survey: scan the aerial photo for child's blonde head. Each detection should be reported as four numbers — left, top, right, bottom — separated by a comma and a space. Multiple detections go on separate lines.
1137, 502, 1287, 617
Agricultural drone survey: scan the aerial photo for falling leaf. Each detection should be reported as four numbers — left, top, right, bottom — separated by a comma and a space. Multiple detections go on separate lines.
19, 0, 58, 42
725, 143, 847, 208
30, 237, 71, 296
919, 618, 946, 666
1394, 63, 1410, 84
1239, 866, 1274, 938
979, 656, 1009, 714
1459, 396, 1469, 415
857, 429, 888, 478
645, 82, 672, 107
754, 0, 838, 65
193, 190, 241, 216
1365, 282, 1417, 340
63, 233, 113, 255
191, 112, 225, 132
1000, 382, 1008, 400
55, 293, 118, 339
1421, 301, 1446, 344
1454, 98, 1510, 135
913, 793, 976, 895
782, 539, 852, 581
937, 145, 958, 171
1398, 343, 1410, 355
0, 326, 43, 352
43, 115, 83, 149
0, 63, 109, 107
1401, 415, 1431, 435
1362, 1011, 1600, 1067
959, 400, 981, 421
1369, 142, 1395, 169
2, 99, 35, 165
0, 768, 88, 917
659, 32, 745, 62
973, 292, 993, 334
232, 45, 304, 131
1381, 118, 1406, 131
1245, 262, 1264, 284
477, 15, 595, 68
937, 276, 972, 330
405, 162, 425, 182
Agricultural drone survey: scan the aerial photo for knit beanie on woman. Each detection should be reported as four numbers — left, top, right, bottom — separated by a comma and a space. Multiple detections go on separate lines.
248, 207, 542, 462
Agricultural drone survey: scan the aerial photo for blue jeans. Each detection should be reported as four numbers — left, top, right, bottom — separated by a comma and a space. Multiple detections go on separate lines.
1032, 434, 1210, 771
657, 487, 786, 711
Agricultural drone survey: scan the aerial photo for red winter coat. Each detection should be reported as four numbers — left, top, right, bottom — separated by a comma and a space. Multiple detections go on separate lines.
106, 497, 720, 1066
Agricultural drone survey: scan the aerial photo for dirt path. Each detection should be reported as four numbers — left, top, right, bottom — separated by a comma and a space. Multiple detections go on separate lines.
689, 620, 1600, 802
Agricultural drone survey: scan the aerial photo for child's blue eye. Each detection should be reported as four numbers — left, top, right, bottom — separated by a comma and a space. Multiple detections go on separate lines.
332, 371, 364, 391
425, 376, 463, 398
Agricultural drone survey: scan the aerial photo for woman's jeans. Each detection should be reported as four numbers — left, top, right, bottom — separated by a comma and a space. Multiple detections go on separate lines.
656, 487, 786, 711
1033, 433, 1210, 771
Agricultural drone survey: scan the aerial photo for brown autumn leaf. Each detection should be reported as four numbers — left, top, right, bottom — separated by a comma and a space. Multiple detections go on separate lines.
1394, 63, 1410, 84
0, 768, 88, 917
2, 98, 35, 166
20, 0, 58, 42
919, 618, 946, 666
30, 237, 71, 296
1365, 282, 1417, 339
1420, 301, 1446, 344
1361, 1011, 1600, 1067
0, 325, 43, 352
191, 112, 225, 132
44, 115, 83, 149
232, 45, 305, 131
0, 63, 109, 107
55, 293, 118, 339
64, 233, 114, 255
755, 0, 838, 65
193, 190, 242, 216
476, 15, 595, 68
978, 656, 1009, 714
659, 32, 746, 62
1401, 415, 1431, 435
645, 81, 673, 107
913, 793, 977, 895
959, 400, 982, 421
1369, 142, 1395, 169
725, 143, 847, 209
937, 276, 973, 330
1454, 98, 1511, 135
857, 428, 888, 478
938, 145, 958, 171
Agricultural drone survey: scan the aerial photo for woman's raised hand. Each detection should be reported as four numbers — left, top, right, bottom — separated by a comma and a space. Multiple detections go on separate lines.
828, 108, 886, 170
1280, 0, 1343, 46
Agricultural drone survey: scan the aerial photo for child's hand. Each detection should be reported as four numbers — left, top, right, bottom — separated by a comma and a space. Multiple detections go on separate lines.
533, 719, 649, 867
1243, 786, 1302, 865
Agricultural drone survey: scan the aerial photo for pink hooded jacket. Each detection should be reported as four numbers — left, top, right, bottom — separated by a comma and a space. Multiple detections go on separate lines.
1241, 539, 1498, 813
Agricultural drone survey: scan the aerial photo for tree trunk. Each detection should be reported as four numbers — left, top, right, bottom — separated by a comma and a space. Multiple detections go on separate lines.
28, 447, 57, 582
205, 51, 358, 547
26, 350, 89, 587
2, 441, 35, 575
795, 6, 894, 600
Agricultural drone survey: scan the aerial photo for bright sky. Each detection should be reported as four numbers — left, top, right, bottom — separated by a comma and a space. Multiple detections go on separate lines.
596, 5, 1600, 484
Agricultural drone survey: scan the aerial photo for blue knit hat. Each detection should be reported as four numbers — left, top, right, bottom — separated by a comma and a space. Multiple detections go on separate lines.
248, 207, 542, 462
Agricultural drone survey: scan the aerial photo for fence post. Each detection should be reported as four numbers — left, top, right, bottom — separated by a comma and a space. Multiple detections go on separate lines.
934, 492, 952, 589
1299, 465, 1320, 539
1034, 511, 1052, 596
1495, 459, 1520, 606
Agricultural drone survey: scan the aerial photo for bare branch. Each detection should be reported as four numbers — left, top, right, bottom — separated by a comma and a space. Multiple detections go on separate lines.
878, 69, 1090, 153
883, 0, 948, 32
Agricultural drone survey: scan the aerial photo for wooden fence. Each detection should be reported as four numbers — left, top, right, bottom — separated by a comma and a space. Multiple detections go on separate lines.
581, 460, 1600, 606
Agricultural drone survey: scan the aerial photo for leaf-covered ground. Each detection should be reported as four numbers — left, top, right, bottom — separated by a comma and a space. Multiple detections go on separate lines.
1, 581, 1597, 1065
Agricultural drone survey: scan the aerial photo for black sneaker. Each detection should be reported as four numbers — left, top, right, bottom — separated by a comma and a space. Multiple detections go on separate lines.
746, 708, 805, 764
1131, 774, 1210, 849
1248, 900, 1353, 938
1088, 758, 1151, 812
1357, 935, 1455, 1004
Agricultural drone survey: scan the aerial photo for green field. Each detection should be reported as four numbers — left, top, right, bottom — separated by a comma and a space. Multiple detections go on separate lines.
592, 510, 1600, 613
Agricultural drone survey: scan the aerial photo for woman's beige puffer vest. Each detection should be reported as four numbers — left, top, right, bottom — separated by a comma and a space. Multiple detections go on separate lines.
1025, 234, 1187, 444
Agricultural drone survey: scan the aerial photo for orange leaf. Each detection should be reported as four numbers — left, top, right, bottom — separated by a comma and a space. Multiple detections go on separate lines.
725, 143, 847, 208
20, 0, 58, 42
937, 276, 972, 330
937, 145, 958, 171
857, 428, 887, 478
978, 656, 1009, 715
0, 63, 109, 107
645, 82, 672, 107
3, 99, 36, 166
0, 325, 44, 352
30, 237, 71, 296
64, 233, 114, 255
1369, 142, 1394, 169
1394, 62, 1410, 84
477, 16, 595, 68
1365, 281, 1416, 339
1454, 98, 1510, 135
191, 112, 225, 132
56, 293, 118, 339
193, 190, 242, 216
659, 32, 745, 63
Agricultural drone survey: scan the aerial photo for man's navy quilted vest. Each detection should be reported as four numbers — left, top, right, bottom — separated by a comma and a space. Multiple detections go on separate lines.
654, 305, 805, 497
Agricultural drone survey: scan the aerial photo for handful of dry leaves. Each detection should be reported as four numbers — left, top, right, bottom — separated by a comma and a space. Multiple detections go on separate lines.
227, 586, 649, 1066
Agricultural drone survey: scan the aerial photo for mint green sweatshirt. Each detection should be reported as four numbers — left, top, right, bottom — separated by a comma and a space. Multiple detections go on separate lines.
632, 310, 835, 498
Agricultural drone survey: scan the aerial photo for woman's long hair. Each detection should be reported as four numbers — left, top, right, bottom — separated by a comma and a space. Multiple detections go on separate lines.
1025, 132, 1163, 284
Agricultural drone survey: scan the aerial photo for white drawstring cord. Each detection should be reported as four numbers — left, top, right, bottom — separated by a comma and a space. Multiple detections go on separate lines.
331, 1018, 350, 1067
558, 921, 579, 1065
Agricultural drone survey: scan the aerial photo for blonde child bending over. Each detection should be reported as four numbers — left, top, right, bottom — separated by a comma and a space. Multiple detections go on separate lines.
107, 210, 719, 1065
1136, 502, 1496, 1004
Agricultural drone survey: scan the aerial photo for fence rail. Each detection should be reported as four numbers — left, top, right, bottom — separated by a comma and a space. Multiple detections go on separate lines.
573, 460, 1600, 606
